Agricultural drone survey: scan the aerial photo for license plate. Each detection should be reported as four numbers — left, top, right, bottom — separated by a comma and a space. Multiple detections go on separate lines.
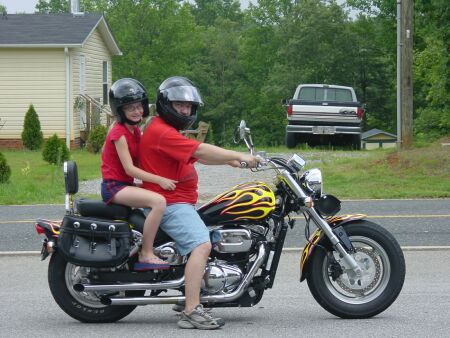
312, 126, 336, 134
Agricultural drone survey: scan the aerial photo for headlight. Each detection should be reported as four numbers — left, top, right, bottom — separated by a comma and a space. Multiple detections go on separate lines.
300, 168, 322, 197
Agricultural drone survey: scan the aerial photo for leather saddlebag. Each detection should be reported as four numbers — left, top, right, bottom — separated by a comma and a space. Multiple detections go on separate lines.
58, 215, 131, 267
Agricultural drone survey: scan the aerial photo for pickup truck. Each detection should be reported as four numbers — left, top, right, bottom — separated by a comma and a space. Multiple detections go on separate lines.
283, 84, 364, 149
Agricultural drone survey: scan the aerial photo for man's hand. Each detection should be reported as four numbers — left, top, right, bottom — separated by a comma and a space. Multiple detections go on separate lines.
237, 154, 260, 168
227, 160, 242, 167
158, 177, 178, 190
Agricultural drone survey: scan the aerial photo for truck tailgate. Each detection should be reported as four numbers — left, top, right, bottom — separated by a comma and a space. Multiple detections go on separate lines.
290, 103, 361, 123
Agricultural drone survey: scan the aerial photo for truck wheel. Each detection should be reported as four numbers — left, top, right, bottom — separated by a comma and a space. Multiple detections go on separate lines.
286, 133, 297, 148
352, 135, 361, 150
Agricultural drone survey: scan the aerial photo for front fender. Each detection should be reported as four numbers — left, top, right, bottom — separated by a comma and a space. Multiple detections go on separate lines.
299, 214, 366, 282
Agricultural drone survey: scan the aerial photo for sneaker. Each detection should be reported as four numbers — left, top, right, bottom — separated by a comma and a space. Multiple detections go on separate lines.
177, 304, 225, 330
172, 304, 184, 313
172, 303, 211, 313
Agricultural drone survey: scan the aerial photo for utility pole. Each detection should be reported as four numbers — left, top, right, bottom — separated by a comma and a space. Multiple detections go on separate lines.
400, 0, 414, 149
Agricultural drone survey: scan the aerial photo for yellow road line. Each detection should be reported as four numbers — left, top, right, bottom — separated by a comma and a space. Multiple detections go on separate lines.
2, 214, 450, 225
0, 220, 60, 224
290, 214, 450, 219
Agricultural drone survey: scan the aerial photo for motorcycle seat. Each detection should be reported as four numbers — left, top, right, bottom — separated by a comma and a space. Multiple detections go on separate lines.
76, 198, 131, 220
75, 199, 174, 244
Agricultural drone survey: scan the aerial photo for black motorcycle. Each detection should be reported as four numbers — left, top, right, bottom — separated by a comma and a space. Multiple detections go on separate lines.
35, 120, 405, 322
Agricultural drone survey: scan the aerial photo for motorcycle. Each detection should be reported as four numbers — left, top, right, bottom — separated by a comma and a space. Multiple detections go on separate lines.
35, 120, 405, 323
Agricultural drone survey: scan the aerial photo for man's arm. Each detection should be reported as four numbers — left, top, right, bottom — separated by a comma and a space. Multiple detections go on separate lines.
193, 143, 257, 167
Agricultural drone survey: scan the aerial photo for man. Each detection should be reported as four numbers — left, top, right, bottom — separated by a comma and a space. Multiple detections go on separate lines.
139, 76, 258, 330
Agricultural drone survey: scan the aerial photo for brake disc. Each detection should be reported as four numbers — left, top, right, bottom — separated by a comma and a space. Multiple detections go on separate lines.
335, 247, 382, 295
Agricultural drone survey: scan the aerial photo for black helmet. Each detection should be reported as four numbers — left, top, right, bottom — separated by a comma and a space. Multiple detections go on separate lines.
109, 78, 150, 124
156, 76, 203, 130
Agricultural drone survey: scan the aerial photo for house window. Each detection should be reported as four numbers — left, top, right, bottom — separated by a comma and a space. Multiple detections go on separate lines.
103, 61, 108, 104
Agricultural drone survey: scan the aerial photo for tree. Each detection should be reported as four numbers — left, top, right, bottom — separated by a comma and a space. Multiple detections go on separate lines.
42, 134, 70, 165
105, 0, 201, 98
35, 0, 69, 13
21, 104, 44, 150
0, 152, 11, 184
192, 18, 244, 145
190, 0, 243, 27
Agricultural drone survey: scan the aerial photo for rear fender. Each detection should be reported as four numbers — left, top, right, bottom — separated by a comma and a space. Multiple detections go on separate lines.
299, 214, 366, 282
35, 219, 61, 261
35, 219, 61, 239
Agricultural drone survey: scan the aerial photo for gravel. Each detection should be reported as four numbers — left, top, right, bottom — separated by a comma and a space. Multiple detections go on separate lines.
79, 151, 370, 203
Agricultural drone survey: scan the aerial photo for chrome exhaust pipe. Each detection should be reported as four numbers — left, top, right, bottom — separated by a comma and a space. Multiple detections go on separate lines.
74, 276, 185, 292
104, 243, 267, 306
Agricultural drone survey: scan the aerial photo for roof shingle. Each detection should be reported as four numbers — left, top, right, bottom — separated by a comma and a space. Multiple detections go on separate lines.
0, 13, 103, 45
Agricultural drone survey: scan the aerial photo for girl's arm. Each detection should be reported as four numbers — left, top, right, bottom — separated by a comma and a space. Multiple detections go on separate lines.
114, 136, 177, 190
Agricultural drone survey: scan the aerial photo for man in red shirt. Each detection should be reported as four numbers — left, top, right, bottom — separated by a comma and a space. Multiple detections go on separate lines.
139, 76, 258, 330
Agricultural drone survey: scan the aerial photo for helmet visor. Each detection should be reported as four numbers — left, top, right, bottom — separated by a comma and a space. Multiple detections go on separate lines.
164, 86, 203, 106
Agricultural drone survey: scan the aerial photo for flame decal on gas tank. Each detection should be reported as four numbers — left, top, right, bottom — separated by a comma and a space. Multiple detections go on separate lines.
212, 182, 275, 220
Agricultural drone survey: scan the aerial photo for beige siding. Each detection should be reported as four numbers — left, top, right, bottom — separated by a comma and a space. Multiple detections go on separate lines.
0, 49, 66, 139
71, 28, 112, 138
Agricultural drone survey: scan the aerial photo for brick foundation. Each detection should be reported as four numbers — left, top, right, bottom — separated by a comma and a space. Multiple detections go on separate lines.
0, 138, 81, 150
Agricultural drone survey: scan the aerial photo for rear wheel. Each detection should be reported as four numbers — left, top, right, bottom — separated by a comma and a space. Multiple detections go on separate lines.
285, 132, 297, 148
352, 134, 361, 150
306, 221, 405, 318
48, 252, 142, 323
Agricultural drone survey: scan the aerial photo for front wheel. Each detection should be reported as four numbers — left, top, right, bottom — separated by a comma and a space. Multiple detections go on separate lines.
306, 221, 405, 318
48, 252, 141, 323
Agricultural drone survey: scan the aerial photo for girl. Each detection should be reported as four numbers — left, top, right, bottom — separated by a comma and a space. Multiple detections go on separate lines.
101, 78, 177, 271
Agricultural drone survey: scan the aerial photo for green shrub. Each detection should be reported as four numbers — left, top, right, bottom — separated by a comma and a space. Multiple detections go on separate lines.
0, 151, 11, 183
86, 125, 107, 153
414, 107, 450, 142
21, 104, 44, 150
42, 134, 70, 165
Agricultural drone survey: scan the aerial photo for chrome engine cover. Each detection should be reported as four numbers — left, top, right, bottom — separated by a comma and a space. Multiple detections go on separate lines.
212, 229, 252, 253
154, 242, 186, 265
202, 261, 243, 294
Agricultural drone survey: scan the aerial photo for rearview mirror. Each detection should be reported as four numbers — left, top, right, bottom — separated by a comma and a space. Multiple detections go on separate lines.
239, 120, 247, 140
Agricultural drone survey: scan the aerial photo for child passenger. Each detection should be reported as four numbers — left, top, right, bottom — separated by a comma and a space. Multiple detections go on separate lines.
101, 78, 177, 271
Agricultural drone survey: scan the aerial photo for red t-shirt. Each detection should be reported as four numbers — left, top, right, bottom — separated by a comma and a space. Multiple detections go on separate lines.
139, 116, 201, 204
101, 123, 141, 184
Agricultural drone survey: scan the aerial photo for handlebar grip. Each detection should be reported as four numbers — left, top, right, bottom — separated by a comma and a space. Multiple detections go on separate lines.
240, 161, 248, 168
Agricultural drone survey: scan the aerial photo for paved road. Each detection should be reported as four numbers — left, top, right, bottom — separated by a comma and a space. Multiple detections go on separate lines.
0, 198, 449, 252
0, 250, 449, 337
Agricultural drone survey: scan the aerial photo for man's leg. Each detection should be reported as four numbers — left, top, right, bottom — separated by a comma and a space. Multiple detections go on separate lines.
184, 241, 211, 313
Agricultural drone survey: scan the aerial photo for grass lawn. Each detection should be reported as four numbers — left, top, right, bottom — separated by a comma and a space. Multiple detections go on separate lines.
0, 141, 449, 205
0, 149, 101, 204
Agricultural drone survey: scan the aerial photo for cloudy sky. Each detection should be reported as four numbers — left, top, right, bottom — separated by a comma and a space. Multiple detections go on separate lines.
1, 0, 254, 14
1, 0, 37, 13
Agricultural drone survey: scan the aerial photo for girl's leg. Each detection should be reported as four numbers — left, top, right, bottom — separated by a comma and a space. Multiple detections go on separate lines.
112, 186, 167, 263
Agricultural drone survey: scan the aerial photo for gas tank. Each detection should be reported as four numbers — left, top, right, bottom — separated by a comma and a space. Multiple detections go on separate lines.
198, 182, 276, 225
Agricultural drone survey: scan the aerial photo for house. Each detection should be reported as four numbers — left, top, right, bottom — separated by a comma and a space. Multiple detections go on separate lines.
0, 11, 121, 149
361, 129, 398, 150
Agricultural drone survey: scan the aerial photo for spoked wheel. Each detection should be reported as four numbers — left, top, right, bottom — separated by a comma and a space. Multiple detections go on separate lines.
48, 252, 143, 323
306, 221, 405, 318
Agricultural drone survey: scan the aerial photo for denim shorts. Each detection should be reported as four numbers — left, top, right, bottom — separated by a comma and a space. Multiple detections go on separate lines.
145, 203, 210, 256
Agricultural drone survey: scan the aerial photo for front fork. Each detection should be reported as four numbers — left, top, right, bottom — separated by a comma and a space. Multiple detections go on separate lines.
301, 210, 363, 278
